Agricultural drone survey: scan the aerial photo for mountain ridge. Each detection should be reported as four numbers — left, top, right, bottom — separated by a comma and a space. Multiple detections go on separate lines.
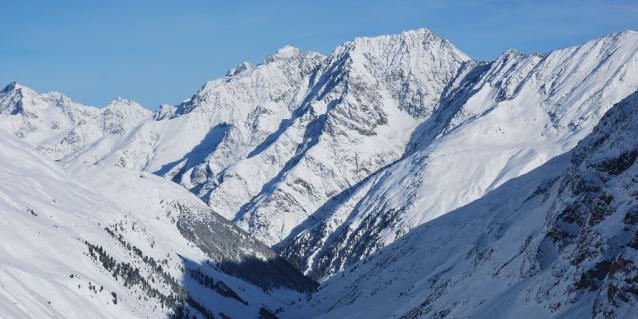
2, 28, 638, 282
283, 89, 638, 319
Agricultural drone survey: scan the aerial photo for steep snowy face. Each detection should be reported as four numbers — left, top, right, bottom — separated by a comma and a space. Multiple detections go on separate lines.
0, 128, 312, 318
0, 83, 152, 161
63, 47, 326, 175
49, 98, 152, 160
0, 82, 98, 150
197, 28, 470, 246
322, 28, 471, 119
60, 29, 470, 248
277, 30, 638, 279
286, 90, 638, 319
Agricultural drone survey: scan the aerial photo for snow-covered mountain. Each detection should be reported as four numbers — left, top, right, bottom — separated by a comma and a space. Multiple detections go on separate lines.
284, 89, 638, 319
2, 28, 638, 317
38, 29, 638, 279
278, 30, 638, 279
0, 128, 315, 318
51, 29, 470, 248
0, 82, 98, 151
56, 97, 152, 159
0, 83, 151, 160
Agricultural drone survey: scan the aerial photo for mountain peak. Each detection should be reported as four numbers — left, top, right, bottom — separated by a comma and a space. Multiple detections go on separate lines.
348, 28, 439, 47
401, 27, 434, 36
614, 29, 638, 37
1, 82, 20, 94
0, 82, 33, 96
333, 27, 470, 65
226, 61, 254, 76
105, 97, 139, 107
102, 97, 150, 118
275, 45, 301, 57
262, 45, 303, 64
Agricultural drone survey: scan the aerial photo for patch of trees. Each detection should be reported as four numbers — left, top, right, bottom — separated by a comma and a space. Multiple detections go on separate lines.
176, 204, 319, 293
219, 256, 318, 293
88, 226, 223, 319
86, 241, 186, 309
187, 267, 246, 305
258, 307, 279, 319
173, 297, 216, 319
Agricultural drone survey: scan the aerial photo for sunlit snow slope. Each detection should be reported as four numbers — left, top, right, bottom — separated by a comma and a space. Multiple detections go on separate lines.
277, 30, 638, 279
0, 128, 312, 318
3, 29, 638, 283
285, 90, 638, 319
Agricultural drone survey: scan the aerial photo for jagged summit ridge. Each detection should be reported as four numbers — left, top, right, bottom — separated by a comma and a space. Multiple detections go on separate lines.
276, 29, 638, 279
284, 89, 638, 318
2, 29, 638, 284
1, 81, 20, 94
45, 29, 473, 251
0, 82, 99, 149
0, 83, 156, 160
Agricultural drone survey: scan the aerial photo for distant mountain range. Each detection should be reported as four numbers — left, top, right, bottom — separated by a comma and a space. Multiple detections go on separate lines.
1, 28, 638, 318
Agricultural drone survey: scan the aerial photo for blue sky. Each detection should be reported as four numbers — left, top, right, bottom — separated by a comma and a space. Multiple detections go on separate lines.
1, 0, 637, 110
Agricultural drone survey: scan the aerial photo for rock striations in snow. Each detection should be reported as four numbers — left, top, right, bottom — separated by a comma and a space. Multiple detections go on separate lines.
2, 29, 638, 317
55, 29, 473, 251
284, 89, 638, 319
0, 83, 152, 160
278, 30, 638, 280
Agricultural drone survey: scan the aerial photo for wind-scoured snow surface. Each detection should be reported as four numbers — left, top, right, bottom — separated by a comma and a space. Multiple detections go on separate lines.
3, 29, 638, 284
284, 90, 638, 319
0, 128, 309, 318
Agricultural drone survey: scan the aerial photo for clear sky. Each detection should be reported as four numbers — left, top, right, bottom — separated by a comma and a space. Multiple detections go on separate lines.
1, 0, 637, 111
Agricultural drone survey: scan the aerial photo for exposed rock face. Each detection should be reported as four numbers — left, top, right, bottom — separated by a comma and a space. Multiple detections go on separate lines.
284, 90, 638, 319
0, 83, 151, 160
531, 90, 638, 318
0, 82, 99, 155
277, 30, 638, 279
3, 30, 638, 286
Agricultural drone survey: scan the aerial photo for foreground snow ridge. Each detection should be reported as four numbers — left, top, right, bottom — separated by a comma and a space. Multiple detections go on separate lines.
0, 28, 638, 318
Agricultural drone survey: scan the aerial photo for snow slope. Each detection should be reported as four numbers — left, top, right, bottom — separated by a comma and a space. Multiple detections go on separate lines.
0, 128, 312, 318
284, 89, 638, 319
3, 29, 638, 283
277, 30, 638, 279
0, 82, 98, 156
0, 83, 151, 160
59, 29, 471, 249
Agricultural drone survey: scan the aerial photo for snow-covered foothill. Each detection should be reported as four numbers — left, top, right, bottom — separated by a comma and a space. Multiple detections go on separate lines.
0, 128, 311, 318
